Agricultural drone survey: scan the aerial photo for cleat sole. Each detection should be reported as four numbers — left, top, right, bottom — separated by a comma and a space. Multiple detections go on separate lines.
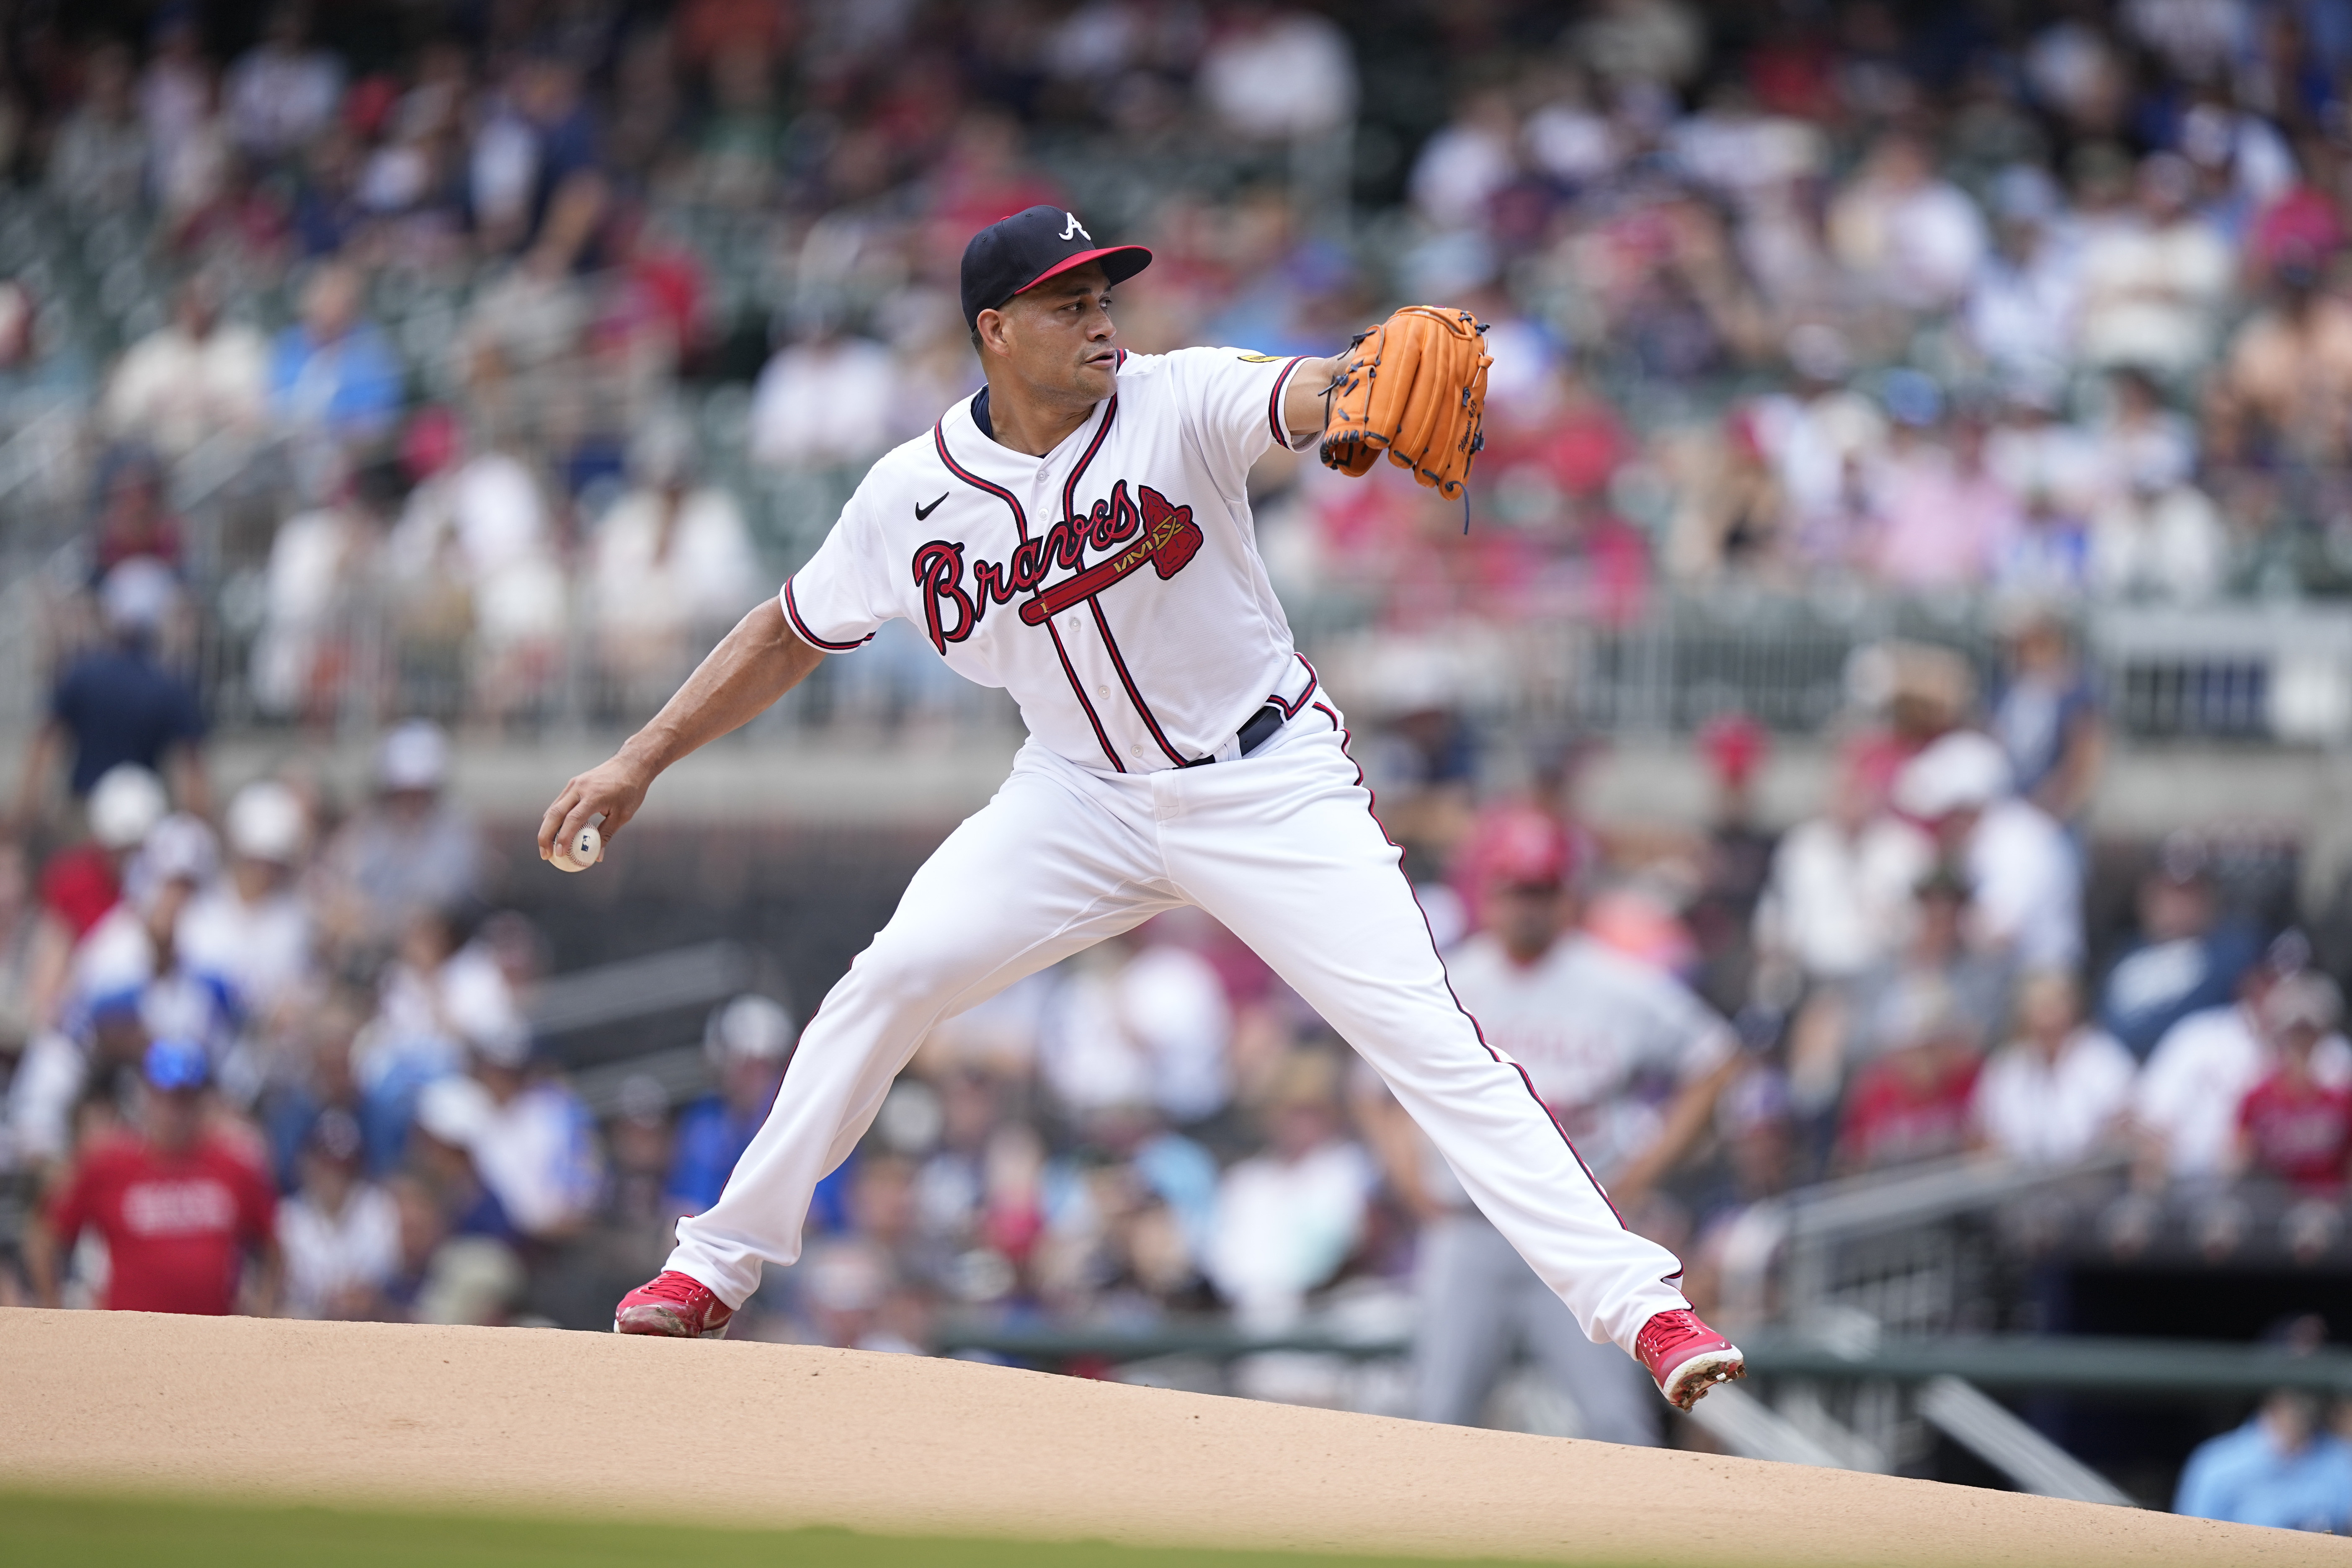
1665, 1349, 1746, 1411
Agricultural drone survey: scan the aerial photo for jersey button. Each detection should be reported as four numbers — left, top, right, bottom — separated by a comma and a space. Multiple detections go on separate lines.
1096, 683, 1111, 696
1131, 743, 1146, 757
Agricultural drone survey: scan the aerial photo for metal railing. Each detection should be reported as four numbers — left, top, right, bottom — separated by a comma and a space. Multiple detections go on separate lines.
17, 524, 2352, 753
929, 1317, 2352, 1397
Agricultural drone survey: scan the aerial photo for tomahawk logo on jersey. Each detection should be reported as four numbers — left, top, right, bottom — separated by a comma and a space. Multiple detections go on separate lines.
781, 348, 1319, 772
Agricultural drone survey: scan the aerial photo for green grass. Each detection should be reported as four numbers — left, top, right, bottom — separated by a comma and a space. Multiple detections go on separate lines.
0, 1491, 1590, 1568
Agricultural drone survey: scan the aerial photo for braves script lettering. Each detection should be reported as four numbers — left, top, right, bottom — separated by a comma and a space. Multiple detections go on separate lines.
913, 482, 1202, 652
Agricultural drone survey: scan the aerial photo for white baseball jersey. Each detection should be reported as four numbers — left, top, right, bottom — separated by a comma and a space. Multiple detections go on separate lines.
781, 347, 1320, 771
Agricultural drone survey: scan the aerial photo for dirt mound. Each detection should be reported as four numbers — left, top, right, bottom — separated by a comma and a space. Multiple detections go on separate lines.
0, 1310, 2319, 1565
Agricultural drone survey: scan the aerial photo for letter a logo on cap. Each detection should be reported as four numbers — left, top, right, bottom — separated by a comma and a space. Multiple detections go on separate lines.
1060, 211, 1091, 242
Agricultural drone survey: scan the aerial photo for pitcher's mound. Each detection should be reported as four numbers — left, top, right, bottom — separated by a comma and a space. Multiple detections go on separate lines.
0, 1310, 2316, 1565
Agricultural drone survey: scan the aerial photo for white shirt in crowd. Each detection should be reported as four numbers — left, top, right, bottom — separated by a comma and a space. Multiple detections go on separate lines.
2090, 483, 2226, 603
1038, 944, 1233, 1124
390, 451, 565, 651
252, 502, 377, 715
1963, 797, 2084, 970
589, 485, 764, 638
1754, 813, 1936, 980
278, 1183, 401, 1319
748, 337, 905, 470
1440, 931, 1735, 1188
2076, 217, 2233, 374
1408, 109, 1516, 232
1972, 1026, 2138, 1167
470, 1082, 602, 1238
1197, 12, 1357, 140
103, 322, 270, 456
1205, 1139, 1375, 1328
1838, 174, 1989, 311
224, 41, 342, 158
2135, 1003, 2352, 1179
175, 881, 315, 1022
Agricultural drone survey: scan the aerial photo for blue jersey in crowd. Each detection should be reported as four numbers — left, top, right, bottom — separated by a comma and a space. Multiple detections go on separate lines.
49, 644, 205, 795
2174, 1418, 2352, 1532
667, 1092, 852, 1234
2099, 919, 2262, 1060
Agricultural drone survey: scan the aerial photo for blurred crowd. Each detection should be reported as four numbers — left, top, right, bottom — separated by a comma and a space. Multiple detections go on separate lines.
3, 0, 2352, 730
6, 619, 2351, 1472
8, 0, 2352, 1516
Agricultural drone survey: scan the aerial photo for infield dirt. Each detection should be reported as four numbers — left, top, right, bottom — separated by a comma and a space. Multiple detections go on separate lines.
0, 1308, 2331, 1565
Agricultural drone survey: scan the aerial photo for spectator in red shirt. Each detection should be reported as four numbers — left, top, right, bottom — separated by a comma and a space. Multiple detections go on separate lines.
1836, 985, 1985, 1172
26, 1037, 280, 1315
2236, 973, 2352, 1193
31, 761, 169, 946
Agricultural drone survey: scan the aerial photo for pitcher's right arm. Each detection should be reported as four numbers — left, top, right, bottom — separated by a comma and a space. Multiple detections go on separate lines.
536, 600, 825, 862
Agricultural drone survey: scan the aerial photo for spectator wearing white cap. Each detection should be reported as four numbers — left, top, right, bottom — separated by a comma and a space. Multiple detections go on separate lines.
11, 815, 237, 1163
4, 764, 173, 1155
1894, 730, 2083, 970
667, 995, 797, 1215
70, 813, 222, 1019
318, 721, 484, 952
11, 559, 208, 836
24, 761, 168, 974
176, 780, 319, 1050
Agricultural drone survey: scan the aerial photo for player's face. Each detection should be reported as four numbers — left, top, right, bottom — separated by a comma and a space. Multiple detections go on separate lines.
1490, 882, 1566, 960
1001, 263, 1119, 403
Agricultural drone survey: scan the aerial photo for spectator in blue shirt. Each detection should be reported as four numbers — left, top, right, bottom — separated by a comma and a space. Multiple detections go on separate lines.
268, 261, 403, 446
2176, 1390, 2352, 1532
2098, 839, 2261, 1060
1991, 610, 2104, 833
666, 995, 797, 1216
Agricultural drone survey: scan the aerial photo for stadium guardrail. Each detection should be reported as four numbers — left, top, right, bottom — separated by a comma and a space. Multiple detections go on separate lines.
931, 1318, 2352, 1396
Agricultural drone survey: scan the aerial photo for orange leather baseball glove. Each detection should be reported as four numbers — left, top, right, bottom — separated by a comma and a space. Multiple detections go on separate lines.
1318, 306, 1492, 500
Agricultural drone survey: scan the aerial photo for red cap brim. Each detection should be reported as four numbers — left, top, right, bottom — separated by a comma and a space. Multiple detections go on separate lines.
1012, 245, 1154, 300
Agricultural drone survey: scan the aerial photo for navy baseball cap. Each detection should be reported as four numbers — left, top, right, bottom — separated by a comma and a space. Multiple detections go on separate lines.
960, 206, 1151, 330
144, 1037, 209, 1092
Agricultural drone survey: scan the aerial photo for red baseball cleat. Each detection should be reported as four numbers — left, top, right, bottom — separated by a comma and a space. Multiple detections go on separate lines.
1636, 1308, 1746, 1411
614, 1270, 735, 1338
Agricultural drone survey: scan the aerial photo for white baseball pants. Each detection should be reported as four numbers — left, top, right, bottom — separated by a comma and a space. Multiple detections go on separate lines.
666, 706, 1694, 1353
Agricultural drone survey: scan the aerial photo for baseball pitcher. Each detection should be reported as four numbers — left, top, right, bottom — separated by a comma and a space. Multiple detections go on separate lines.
539, 206, 1745, 1411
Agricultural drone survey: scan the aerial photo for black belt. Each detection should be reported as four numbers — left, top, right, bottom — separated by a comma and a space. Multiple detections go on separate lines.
1181, 704, 1285, 767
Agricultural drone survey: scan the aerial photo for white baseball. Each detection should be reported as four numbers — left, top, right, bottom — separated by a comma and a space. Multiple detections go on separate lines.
552, 823, 602, 873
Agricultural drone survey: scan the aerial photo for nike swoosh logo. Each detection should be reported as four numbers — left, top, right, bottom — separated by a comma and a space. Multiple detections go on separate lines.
915, 493, 948, 521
